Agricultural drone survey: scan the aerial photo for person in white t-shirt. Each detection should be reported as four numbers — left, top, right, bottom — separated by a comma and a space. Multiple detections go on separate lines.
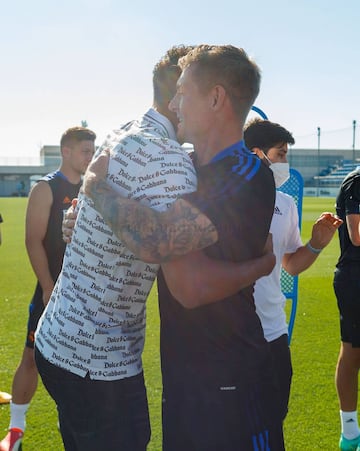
34, 46, 197, 451
244, 118, 342, 433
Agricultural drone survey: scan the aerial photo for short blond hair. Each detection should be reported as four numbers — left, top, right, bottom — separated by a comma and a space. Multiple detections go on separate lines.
178, 45, 261, 120
60, 126, 96, 149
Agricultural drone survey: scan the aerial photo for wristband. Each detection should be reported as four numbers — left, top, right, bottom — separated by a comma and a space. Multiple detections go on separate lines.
306, 241, 322, 254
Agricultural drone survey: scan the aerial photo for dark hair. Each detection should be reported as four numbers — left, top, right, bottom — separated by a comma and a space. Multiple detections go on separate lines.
152, 45, 194, 109
178, 45, 261, 122
60, 126, 96, 149
244, 118, 295, 152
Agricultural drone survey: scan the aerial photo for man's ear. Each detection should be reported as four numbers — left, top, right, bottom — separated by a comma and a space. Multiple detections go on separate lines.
252, 147, 264, 159
210, 85, 226, 110
61, 146, 71, 159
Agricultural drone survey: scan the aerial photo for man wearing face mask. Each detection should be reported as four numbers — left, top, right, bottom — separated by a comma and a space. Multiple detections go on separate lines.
244, 118, 343, 441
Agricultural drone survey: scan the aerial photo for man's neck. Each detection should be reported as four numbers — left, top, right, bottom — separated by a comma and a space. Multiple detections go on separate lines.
193, 125, 244, 166
59, 166, 82, 185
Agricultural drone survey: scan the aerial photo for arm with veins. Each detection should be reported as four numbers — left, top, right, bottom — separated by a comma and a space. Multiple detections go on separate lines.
83, 150, 218, 263
161, 235, 275, 308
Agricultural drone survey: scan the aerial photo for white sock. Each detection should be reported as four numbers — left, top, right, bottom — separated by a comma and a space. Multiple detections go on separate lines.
9, 402, 30, 432
340, 410, 360, 440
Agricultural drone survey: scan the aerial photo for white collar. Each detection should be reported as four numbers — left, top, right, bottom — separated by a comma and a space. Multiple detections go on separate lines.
145, 108, 178, 142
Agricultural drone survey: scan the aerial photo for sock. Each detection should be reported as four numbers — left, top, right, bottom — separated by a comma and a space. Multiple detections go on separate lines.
9, 402, 30, 432
340, 410, 360, 440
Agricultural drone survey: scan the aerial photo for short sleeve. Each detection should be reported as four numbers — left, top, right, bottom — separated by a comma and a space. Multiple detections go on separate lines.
345, 177, 360, 215
133, 144, 197, 212
284, 197, 303, 253
106, 135, 197, 212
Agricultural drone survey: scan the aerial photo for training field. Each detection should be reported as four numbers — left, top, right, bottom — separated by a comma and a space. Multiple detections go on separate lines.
0, 197, 342, 450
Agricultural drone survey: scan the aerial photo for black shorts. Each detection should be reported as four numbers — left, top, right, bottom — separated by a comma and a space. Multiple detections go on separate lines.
161, 366, 282, 451
334, 267, 360, 347
35, 348, 150, 451
26, 284, 45, 349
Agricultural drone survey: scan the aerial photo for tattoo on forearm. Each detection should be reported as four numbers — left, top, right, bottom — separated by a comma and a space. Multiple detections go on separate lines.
89, 180, 217, 262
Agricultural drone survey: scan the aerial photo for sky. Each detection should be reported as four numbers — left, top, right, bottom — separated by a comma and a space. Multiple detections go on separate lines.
1, 0, 359, 164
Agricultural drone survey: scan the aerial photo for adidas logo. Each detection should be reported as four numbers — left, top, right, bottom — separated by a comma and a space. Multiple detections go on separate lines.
274, 206, 282, 215
63, 196, 71, 204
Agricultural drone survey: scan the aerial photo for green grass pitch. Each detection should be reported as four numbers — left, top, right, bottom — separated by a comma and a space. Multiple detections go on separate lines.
0, 197, 343, 450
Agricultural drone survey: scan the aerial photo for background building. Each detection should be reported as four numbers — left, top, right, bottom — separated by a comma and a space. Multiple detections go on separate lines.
0, 146, 61, 197
0, 145, 359, 197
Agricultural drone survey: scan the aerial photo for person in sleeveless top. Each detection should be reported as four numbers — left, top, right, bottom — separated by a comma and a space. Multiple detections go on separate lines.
0, 126, 95, 451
